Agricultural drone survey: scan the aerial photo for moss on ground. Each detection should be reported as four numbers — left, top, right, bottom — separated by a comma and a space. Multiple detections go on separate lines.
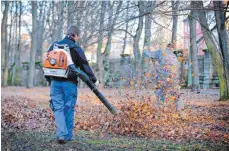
1, 130, 229, 151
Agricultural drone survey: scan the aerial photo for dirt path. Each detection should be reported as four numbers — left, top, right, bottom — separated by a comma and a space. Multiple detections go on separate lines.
1, 86, 221, 106
1, 86, 122, 107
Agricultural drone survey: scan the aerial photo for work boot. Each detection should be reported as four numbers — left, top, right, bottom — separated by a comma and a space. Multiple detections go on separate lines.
57, 139, 66, 144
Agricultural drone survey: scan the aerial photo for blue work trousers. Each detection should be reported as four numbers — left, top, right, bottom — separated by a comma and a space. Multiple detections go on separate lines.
50, 80, 77, 140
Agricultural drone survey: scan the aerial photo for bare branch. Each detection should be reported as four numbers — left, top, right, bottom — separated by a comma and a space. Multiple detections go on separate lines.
23, 20, 32, 36
114, 29, 134, 38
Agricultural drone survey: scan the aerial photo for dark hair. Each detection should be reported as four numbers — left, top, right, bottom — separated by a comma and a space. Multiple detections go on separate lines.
167, 43, 172, 47
67, 26, 80, 37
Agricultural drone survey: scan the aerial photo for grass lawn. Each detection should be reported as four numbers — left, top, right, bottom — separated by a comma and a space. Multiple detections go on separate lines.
2, 130, 229, 151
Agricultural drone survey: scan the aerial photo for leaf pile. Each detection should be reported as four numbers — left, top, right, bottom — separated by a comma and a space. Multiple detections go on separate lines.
1, 91, 229, 144
1, 96, 54, 131
76, 98, 229, 143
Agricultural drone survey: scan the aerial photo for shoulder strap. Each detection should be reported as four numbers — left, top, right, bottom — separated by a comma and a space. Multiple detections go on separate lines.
53, 43, 70, 52
69, 43, 79, 49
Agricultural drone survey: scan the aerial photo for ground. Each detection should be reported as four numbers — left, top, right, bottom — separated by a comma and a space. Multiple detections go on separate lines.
1, 87, 229, 151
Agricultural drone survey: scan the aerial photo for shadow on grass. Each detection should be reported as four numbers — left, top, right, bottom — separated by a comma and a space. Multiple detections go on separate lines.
1, 130, 229, 151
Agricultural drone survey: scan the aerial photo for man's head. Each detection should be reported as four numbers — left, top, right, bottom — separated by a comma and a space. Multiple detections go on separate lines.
66, 26, 80, 42
167, 43, 174, 51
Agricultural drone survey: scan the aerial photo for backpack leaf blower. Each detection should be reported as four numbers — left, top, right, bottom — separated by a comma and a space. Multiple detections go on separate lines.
43, 43, 119, 115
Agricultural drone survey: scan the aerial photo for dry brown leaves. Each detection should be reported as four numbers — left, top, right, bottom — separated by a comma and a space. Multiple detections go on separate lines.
2, 91, 229, 144
1, 96, 54, 131
75, 94, 229, 143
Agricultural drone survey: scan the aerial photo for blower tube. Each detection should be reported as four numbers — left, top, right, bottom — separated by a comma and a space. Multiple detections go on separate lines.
69, 64, 119, 115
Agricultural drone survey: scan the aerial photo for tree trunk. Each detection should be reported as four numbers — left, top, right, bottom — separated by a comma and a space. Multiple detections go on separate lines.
143, 1, 153, 49
67, 1, 74, 27
1, 1, 9, 86
76, 1, 85, 31
12, 1, 19, 85
27, 1, 37, 88
189, 7, 200, 92
39, 2, 48, 62
171, 1, 180, 47
3, 2, 13, 87
102, 2, 114, 86
96, 1, 106, 85
214, 1, 229, 97
122, 1, 129, 55
57, 1, 64, 40
9, 2, 15, 85
18, 1, 22, 66
197, 1, 229, 100
132, 1, 144, 91
51, 2, 57, 43
13, 1, 22, 85
36, 2, 43, 62
133, 2, 144, 68
141, 1, 154, 87
102, 1, 122, 86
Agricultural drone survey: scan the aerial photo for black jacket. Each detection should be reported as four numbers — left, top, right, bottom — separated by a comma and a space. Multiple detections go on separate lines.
46, 36, 97, 84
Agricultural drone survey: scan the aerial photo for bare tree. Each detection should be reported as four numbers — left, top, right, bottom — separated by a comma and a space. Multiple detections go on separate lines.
171, 1, 180, 47
189, 1, 200, 92
214, 1, 229, 97
27, 1, 37, 88
196, 1, 228, 100
96, 1, 106, 84
121, 1, 129, 55
3, 2, 13, 87
36, 1, 48, 62
143, 1, 155, 49
67, 1, 74, 27
102, 1, 123, 85
50, 1, 58, 43
16, 1, 22, 83
133, 2, 144, 68
57, 1, 65, 40
141, 1, 155, 87
12, 1, 19, 85
1, 1, 9, 86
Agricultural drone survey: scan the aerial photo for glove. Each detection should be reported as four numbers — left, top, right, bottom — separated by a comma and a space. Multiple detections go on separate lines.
95, 80, 100, 86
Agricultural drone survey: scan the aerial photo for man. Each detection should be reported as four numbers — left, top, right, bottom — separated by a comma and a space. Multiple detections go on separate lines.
46, 26, 99, 144
143, 43, 184, 111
